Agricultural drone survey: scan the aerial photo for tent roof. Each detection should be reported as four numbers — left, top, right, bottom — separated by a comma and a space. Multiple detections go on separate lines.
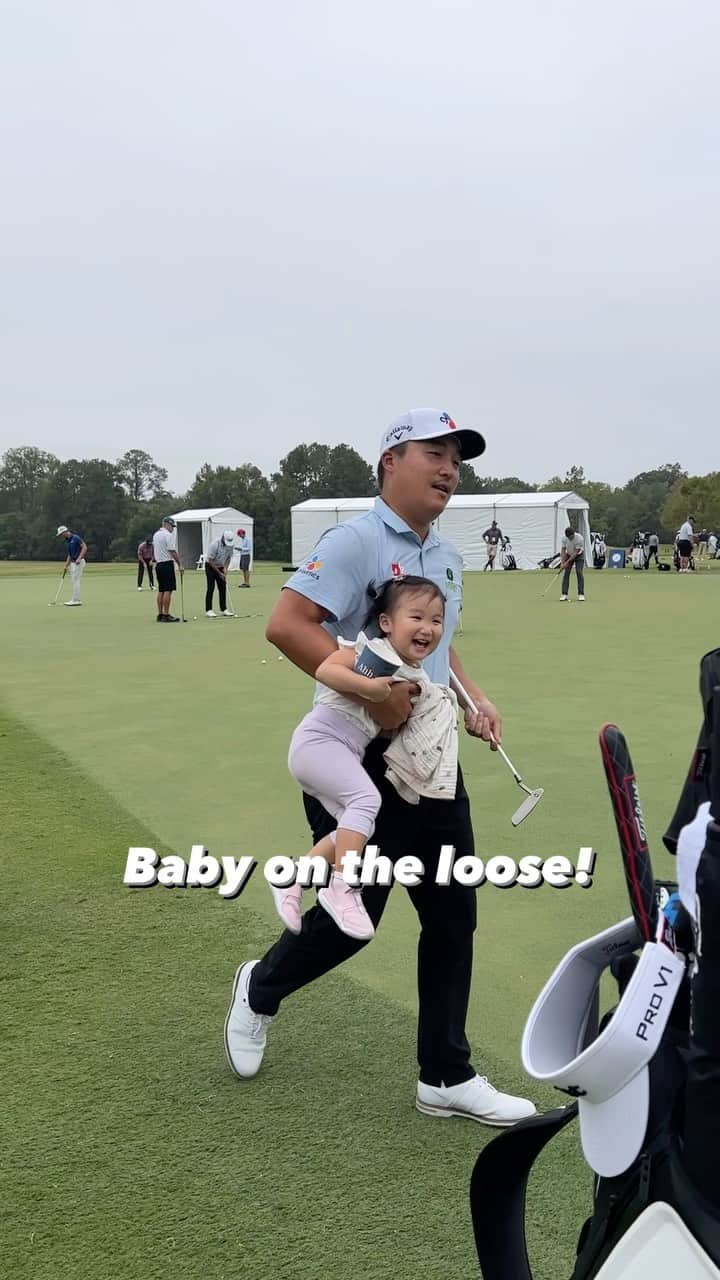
452, 491, 589, 510
291, 491, 588, 512
171, 507, 252, 522
291, 498, 375, 512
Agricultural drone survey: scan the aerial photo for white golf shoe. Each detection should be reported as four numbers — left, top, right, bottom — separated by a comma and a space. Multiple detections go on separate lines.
578, 594, 585, 601
206, 609, 217, 618
560, 595, 568, 602
224, 961, 273, 1079
222, 609, 235, 617
416, 1074, 536, 1127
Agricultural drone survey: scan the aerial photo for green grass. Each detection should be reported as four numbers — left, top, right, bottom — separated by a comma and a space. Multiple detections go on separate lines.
1, 562, 717, 1279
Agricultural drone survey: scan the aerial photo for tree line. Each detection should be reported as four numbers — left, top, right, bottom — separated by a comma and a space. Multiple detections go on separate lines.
0, 444, 717, 562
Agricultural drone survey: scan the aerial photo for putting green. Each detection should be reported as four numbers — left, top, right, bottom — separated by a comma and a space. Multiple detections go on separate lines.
1, 560, 715, 1279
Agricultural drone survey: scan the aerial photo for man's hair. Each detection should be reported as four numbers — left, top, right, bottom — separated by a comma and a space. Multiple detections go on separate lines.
376, 443, 408, 491
365, 575, 446, 627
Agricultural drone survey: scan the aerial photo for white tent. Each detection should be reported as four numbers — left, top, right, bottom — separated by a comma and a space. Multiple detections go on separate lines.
171, 507, 254, 571
291, 493, 591, 571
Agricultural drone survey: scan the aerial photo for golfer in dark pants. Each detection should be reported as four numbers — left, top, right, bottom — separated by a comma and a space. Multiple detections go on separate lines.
560, 527, 585, 601
204, 531, 235, 617
224, 406, 536, 1126
137, 538, 155, 589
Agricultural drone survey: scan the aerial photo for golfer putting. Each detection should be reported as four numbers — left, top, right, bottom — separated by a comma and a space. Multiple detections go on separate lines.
560, 526, 585, 601
56, 525, 87, 606
224, 407, 537, 1127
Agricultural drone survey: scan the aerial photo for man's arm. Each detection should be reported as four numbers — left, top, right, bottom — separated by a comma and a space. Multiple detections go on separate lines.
170, 549, 182, 570
449, 646, 501, 744
78, 540, 88, 560
266, 588, 417, 729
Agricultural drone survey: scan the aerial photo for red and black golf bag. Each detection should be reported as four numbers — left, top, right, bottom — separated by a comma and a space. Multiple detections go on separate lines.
469, 649, 720, 1278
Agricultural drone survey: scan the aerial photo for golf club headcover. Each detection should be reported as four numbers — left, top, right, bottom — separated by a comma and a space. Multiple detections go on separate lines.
677, 802, 713, 923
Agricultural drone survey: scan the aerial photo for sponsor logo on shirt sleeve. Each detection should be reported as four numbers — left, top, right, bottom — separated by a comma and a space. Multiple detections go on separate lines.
299, 558, 323, 580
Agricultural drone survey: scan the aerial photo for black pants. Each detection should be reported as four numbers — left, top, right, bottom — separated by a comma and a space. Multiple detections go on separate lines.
249, 737, 477, 1085
205, 565, 227, 612
646, 546, 659, 567
137, 561, 154, 588
561, 554, 585, 595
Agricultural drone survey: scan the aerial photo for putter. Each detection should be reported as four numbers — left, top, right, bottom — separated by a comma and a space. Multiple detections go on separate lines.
449, 670, 544, 825
540, 566, 564, 598
179, 571, 188, 622
48, 569, 66, 606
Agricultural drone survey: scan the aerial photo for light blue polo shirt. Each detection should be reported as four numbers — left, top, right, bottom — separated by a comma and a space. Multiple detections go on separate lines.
284, 497, 463, 684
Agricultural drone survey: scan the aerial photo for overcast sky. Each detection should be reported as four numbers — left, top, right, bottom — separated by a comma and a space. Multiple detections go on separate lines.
1, 1, 718, 494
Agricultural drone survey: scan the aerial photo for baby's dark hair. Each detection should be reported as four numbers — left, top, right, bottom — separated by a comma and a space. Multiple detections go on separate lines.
365, 575, 446, 628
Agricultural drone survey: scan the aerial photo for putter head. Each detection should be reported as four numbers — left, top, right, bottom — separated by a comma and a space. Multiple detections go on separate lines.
511, 788, 544, 826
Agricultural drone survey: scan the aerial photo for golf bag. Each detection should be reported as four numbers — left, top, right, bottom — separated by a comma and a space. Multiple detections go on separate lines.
674, 546, 696, 572
631, 546, 646, 570
470, 957, 708, 1280
501, 542, 517, 570
538, 553, 562, 570
663, 648, 720, 854
592, 537, 606, 569
469, 655, 720, 1279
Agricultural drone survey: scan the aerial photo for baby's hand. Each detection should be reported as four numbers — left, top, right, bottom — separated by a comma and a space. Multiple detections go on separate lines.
366, 677, 395, 703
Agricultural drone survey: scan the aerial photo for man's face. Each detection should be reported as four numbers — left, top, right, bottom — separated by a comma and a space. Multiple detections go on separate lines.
381, 439, 461, 519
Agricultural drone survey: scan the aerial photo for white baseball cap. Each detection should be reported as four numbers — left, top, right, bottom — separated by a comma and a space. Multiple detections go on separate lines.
222, 531, 235, 545
378, 408, 485, 462
521, 918, 686, 1177
56, 525, 69, 535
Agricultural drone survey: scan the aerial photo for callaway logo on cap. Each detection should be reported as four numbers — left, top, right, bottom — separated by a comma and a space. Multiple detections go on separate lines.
378, 408, 486, 461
